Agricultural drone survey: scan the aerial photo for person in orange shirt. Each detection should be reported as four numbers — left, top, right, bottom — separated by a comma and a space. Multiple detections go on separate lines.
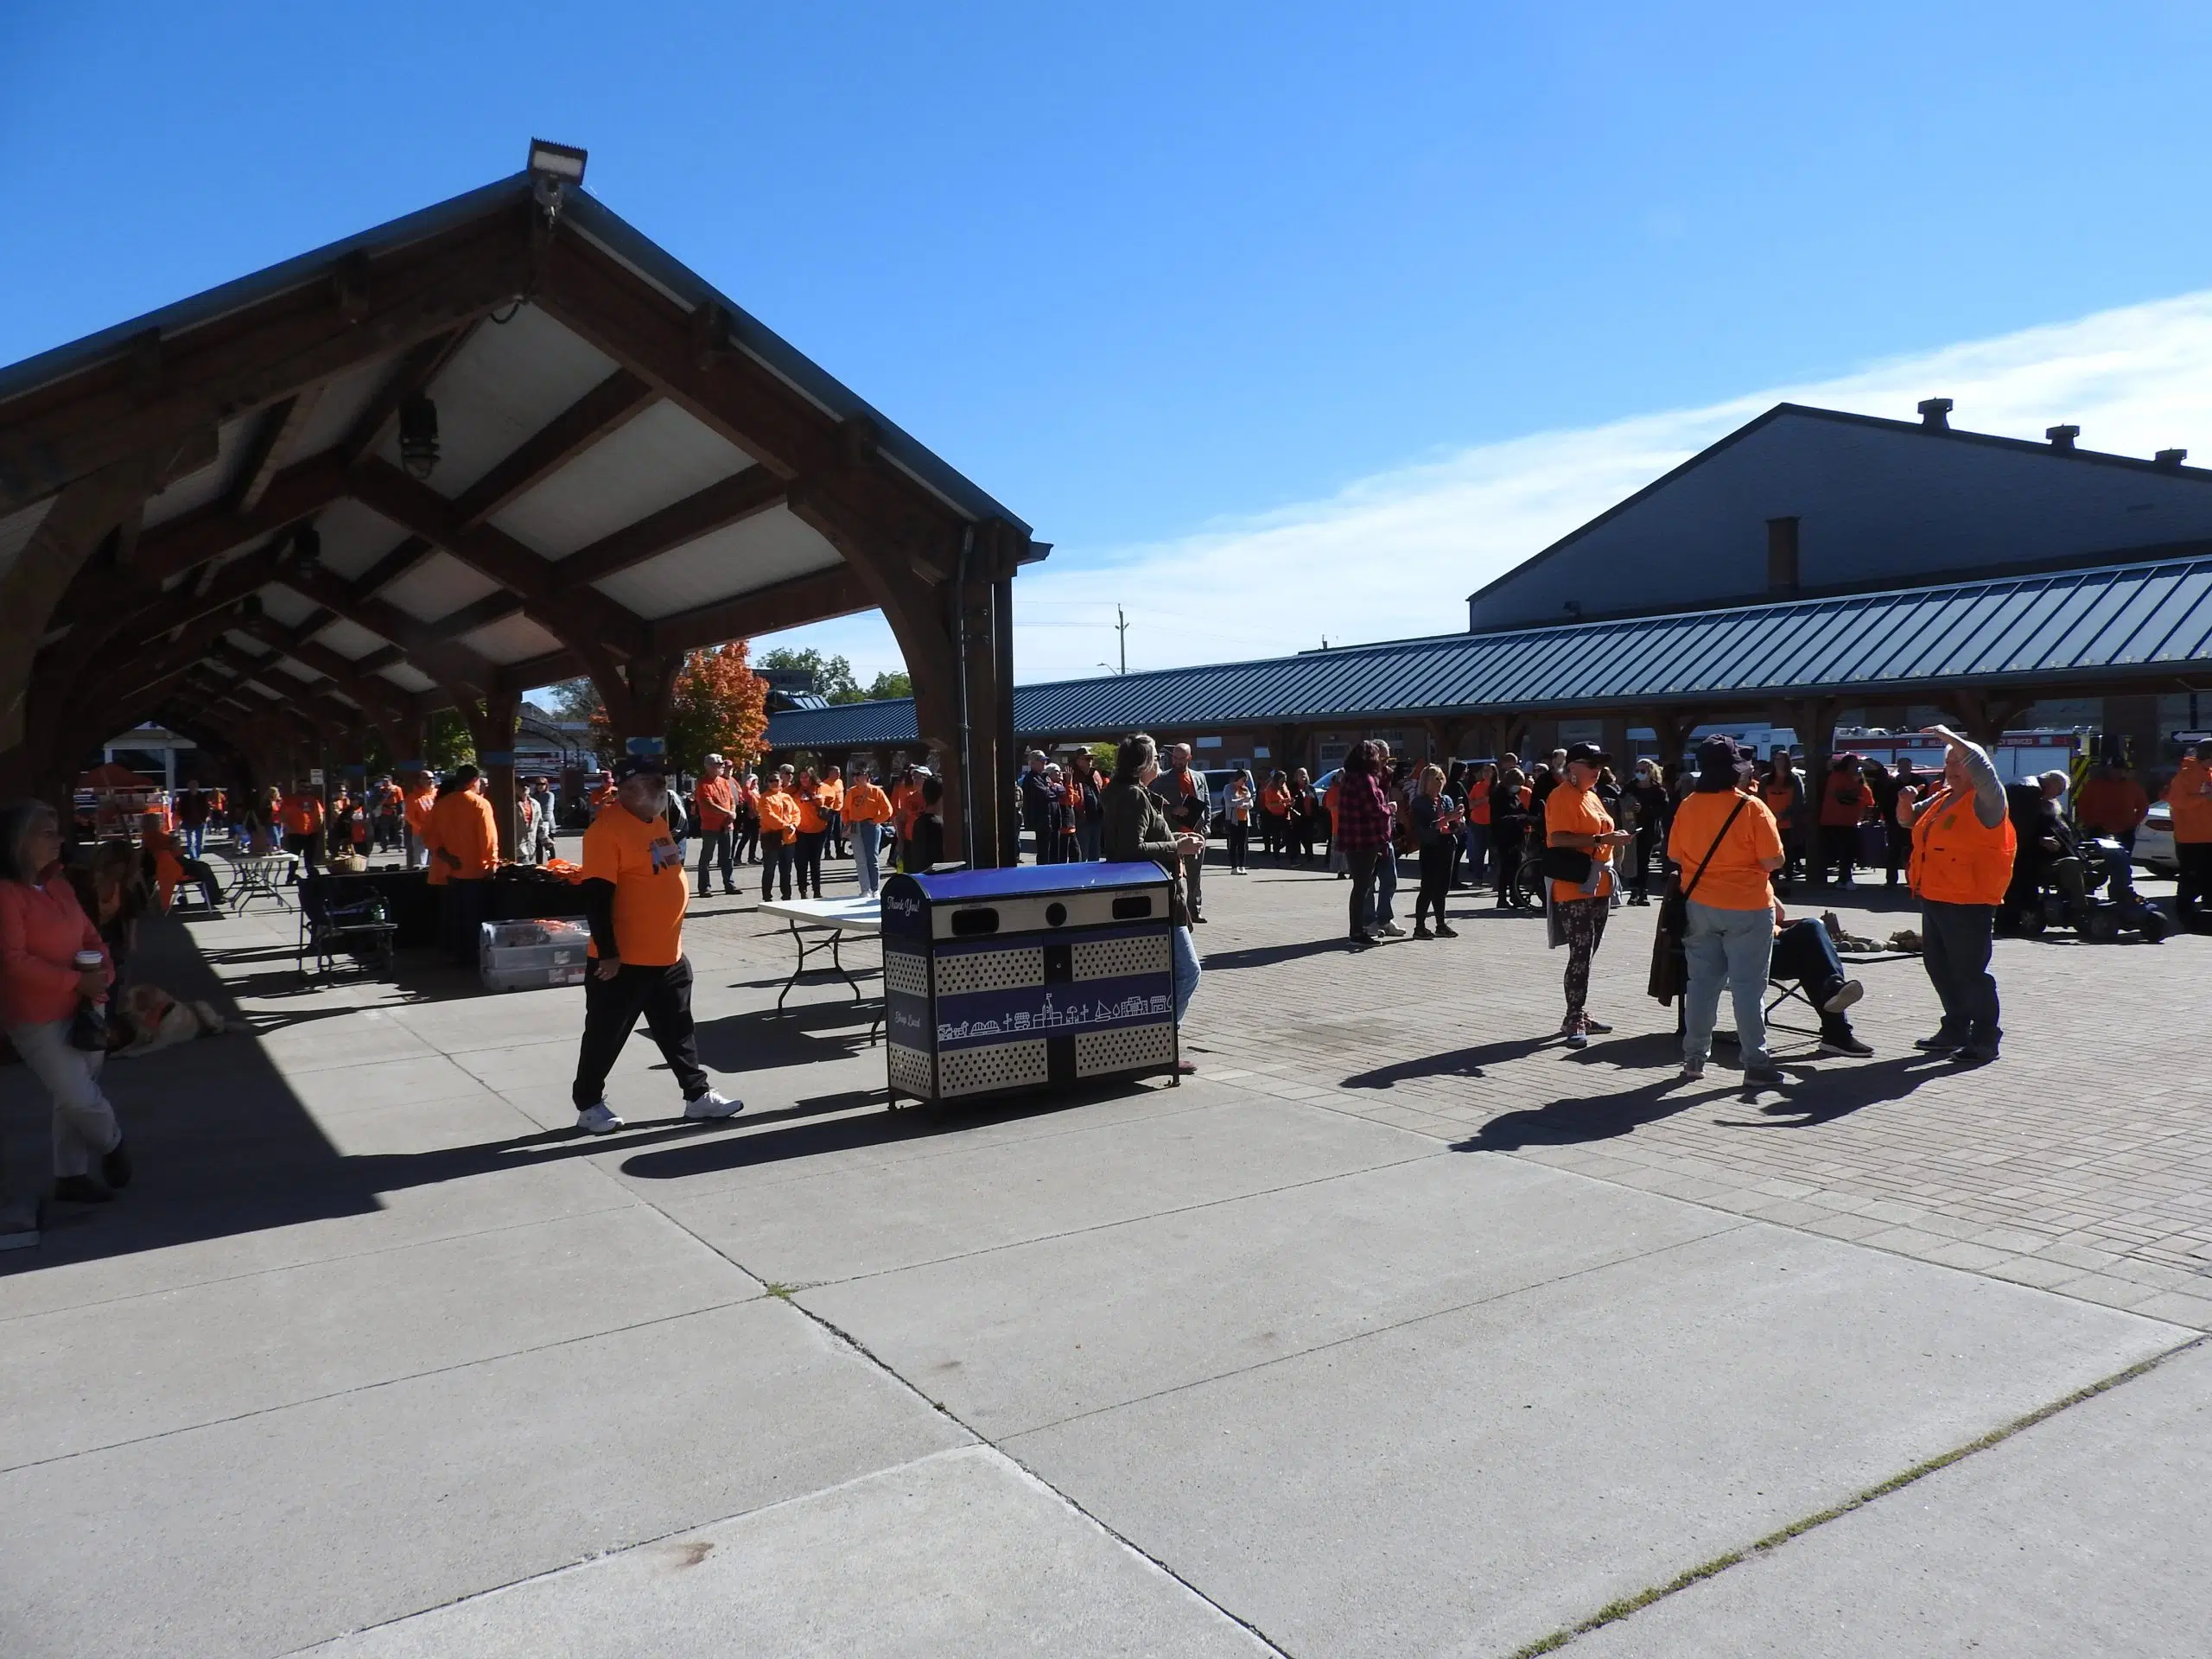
570, 754, 742, 1135
1462, 762, 1495, 887
732, 769, 761, 866
1544, 742, 1632, 1047
276, 785, 325, 880
755, 765, 802, 903
402, 775, 438, 872
840, 761, 894, 896
889, 764, 925, 867
1816, 754, 1874, 888
1667, 737, 1788, 1085
2167, 741, 2212, 930
690, 753, 739, 899
792, 766, 829, 899
2073, 763, 2149, 848
1258, 770, 1292, 862
429, 766, 499, 966
1898, 725, 2015, 1064
818, 765, 848, 861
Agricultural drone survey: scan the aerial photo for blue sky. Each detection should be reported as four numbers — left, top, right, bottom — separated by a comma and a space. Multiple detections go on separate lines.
8, 3, 2212, 680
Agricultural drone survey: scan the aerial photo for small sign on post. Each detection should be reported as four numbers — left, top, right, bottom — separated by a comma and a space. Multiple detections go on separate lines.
626, 735, 667, 759
308, 768, 324, 785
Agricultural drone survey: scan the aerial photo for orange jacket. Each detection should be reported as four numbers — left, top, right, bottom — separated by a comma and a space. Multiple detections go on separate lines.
757, 787, 802, 841
430, 789, 499, 879
2074, 776, 2147, 835
2167, 759, 2212, 843
1910, 786, 2017, 905
842, 781, 893, 825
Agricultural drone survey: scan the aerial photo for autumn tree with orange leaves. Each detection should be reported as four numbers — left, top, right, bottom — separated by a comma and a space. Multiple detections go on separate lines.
665, 640, 770, 770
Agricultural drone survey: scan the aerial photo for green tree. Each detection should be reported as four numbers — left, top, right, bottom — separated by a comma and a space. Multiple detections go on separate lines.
546, 677, 605, 724
861, 670, 912, 702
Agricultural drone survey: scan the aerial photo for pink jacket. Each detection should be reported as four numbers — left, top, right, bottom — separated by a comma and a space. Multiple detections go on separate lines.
0, 873, 108, 1027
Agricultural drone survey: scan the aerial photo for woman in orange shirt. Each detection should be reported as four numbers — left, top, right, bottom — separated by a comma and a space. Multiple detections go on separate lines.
1544, 743, 1633, 1046
792, 767, 829, 899
1668, 737, 1787, 1084
817, 766, 848, 861
755, 766, 803, 903
840, 763, 894, 897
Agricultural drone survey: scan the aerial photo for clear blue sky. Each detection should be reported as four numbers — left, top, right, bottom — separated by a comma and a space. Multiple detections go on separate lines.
7, 2, 2210, 561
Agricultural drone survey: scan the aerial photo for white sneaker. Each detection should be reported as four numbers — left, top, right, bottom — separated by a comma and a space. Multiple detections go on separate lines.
683, 1090, 745, 1120
1821, 979, 1866, 1015
1378, 921, 1408, 938
576, 1102, 625, 1135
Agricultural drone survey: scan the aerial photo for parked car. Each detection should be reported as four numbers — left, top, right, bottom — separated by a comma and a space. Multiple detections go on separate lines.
2134, 799, 2177, 875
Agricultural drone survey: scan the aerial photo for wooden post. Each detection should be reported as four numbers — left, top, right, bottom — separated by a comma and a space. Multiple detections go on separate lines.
469, 691, 521, 860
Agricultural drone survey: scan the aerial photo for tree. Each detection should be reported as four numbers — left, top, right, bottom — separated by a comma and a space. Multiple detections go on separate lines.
757, 645, 861, 702
546, 677, 604, 724
666, 641, 771, 770
861, 670, 912, 702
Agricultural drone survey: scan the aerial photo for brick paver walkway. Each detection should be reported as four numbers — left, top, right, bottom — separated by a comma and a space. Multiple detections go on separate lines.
1171, 855, 2212, 1330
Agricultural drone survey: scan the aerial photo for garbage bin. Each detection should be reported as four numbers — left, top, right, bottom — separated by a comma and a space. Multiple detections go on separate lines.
881, 862, 1179, 1105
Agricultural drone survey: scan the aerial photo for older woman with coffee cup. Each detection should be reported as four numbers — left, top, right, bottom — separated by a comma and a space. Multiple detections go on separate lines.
0, 799, 130, 1206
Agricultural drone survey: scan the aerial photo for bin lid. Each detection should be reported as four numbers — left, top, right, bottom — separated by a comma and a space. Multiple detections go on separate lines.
886, 862, 1169, 904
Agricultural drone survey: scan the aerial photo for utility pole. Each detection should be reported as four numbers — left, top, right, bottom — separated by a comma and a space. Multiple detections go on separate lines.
1115, 605, 1129, 674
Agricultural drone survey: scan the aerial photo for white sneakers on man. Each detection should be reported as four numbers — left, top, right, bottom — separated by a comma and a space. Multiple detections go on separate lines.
683, 1090, 745, 1120
576, 1102, 624, 1135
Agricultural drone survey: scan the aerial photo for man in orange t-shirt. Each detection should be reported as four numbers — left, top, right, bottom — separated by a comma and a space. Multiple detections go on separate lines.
2168, 743, 2212, 929
1817, 755, 1874, 888
755, 766, 802, 903
570, 754, 743, 1135
429, 766, 499, 965
818, 765, 848, 861
1668, 736, 1787, 1084
690, 753, 739, 899
276, 785, 326, 880
402, 776, 438, 872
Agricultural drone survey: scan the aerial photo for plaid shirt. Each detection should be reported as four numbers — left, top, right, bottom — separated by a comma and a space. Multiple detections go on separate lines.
1332, 771, 1393, 855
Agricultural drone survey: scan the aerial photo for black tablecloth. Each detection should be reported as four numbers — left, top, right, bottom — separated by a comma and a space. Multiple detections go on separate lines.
303, 868, 584, 950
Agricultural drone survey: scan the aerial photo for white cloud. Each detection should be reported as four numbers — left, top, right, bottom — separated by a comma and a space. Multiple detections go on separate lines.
755, 288, 2212, 689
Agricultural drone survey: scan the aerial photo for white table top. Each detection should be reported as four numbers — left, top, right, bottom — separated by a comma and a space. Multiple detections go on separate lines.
760, 896, 882, 934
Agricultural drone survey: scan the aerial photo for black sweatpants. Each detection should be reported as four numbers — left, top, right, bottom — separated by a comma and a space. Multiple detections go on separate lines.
440, 877, 489, 966
1414, 842, 1453, 924
2177, 842, 2212, 928
795, 830, 825, 896
1921, 900, 2000, 1053
571, 957, 709, 1109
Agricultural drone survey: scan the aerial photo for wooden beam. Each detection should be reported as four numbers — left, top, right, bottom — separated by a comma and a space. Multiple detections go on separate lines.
232, 612, 416, 726
339, 323, 480, 466
230, 386, 324, 512
117, 450, 352, 595
0, 214, 531, 513
349, 458, 652, 658
452, 368, 656, 526
549, 466, 786, 591
425, 589, 526, 644
276, 563, 498, 695
352, 534, 436, 599
649, 565, 872, 657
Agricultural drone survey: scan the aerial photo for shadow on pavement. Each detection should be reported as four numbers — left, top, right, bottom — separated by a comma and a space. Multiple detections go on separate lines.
1343, 1035, 1553, 1089
1203, 937, 1366, 972
1713, 1052, 1959, 1128
1451, 1078, 1702, 1150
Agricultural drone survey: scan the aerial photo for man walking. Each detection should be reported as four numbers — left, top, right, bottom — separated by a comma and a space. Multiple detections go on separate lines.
691, 753, 739, 897
571, 755, 743, 1134
1897, 725, 2015, 1065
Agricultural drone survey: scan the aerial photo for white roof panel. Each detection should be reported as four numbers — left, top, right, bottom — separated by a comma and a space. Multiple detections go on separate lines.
289, 352, 400, 462
255, 583, 321, 627
385, 305, 618, 499
592, 505, 842, 621
380, 550, 500, 623
307, 498, 407, 582
378, 661, 438, 694
309, 616, 389, 660
489, 401, 751, 559
456, 612, 564, 664
142, 415, 252, 528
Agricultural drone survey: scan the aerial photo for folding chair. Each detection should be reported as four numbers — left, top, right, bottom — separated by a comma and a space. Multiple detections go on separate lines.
297, 878, 399, 984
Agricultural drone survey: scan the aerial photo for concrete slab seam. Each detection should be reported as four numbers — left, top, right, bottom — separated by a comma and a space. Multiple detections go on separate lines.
263, 1446, 992, 1659
0, 1294, 761, 1478
987, 1219, 1755, 1443
1501, 1333, 2209, 1659
0, 1198, 647, 1327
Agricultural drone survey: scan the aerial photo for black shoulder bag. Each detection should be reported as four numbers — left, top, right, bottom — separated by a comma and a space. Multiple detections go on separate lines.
1647, 796, 1748, 1007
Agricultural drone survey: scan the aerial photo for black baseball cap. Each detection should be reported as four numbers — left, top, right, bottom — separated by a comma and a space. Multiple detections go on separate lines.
1563, 741, 1611, 768
613, 754, 668, 783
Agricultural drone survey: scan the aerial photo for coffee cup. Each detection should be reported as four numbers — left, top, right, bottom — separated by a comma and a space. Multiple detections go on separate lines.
73, 950, 104, 971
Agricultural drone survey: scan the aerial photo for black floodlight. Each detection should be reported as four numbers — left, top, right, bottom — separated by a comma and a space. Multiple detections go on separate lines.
398, 394, 440, 480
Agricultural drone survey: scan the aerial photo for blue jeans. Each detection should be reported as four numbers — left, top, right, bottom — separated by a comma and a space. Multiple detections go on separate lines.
1171, 924, 1201, 1026
183, 823, 206, 860
1682, 899, 1776, 1068
854, 820, 883, 895
1375, 850, 1398, 924
1462, 822, 1488, 884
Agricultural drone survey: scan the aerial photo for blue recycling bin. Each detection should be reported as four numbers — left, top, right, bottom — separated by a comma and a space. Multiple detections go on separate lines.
880, 862, 1179, 1105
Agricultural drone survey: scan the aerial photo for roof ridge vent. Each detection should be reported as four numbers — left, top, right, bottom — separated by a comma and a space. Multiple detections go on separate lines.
2154, 448, 2189, 470
1916, 397, 1954, 429
2046, 424, 2080, 452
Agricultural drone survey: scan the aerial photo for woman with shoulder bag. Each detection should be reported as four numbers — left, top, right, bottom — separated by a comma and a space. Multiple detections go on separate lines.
1667, 737, 1788, 1085
1, 799, 130, 1207
1542, 744, 1633, 1046
1100, 734, 1203, 1070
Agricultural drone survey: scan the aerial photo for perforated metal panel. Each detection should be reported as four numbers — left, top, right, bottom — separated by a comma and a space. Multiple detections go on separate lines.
887, 1043, 934, 1096
939, 1040, 1049, 1096
936, 946, 1045, 996
1072, 933, 1170, 982
883, 950, 930, 998
1076, 1023, 1175, 1077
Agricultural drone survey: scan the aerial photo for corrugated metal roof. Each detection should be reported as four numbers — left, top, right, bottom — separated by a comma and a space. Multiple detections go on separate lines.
766, 553, 2212, 750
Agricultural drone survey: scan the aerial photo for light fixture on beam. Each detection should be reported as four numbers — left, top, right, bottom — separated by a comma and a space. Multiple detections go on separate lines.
291, 524, 321, 581
398, 394, 440, 480
527, 138, 588, 225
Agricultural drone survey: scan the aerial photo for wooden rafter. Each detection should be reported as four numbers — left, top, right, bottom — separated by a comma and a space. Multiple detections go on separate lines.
230, 387, 325, 512
549, 466, 787, 592
451, 367, 656, 526
351, 535, 437, 599
340, 321, 483, 466
276, 563, 497, 695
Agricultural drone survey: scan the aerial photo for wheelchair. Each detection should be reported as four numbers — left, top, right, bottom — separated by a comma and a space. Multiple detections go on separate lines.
2009, 837, 2167, 943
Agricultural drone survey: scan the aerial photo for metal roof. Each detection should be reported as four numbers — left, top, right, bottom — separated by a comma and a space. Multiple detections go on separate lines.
767, 552, 2212, 749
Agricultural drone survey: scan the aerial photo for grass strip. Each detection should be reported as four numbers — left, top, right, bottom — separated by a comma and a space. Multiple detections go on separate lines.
1506, 1339, 2198, 1659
